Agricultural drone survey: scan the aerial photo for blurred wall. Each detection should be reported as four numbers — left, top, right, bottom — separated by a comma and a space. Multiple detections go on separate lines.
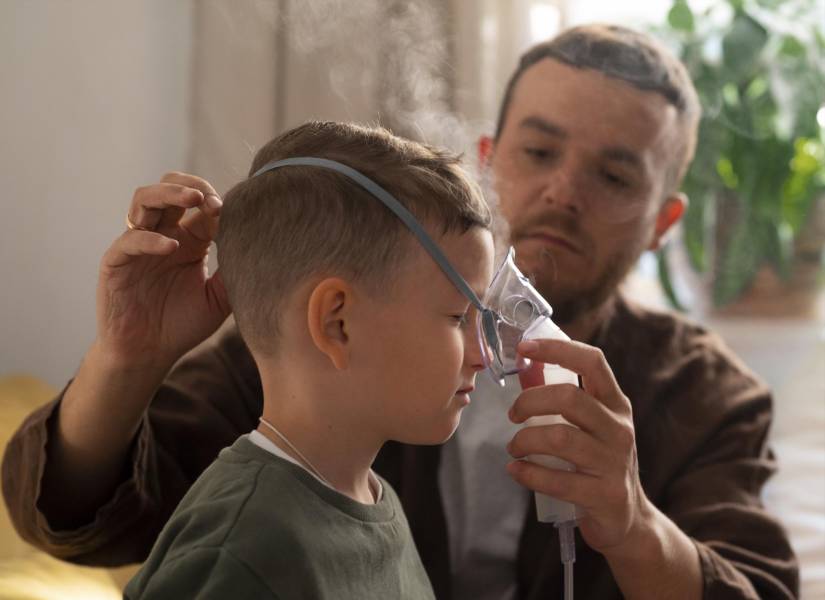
0, 1, 193, 387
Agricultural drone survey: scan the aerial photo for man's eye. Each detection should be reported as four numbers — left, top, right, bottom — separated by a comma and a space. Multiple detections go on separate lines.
602, 170, 630, 188
524, 147, 555, 162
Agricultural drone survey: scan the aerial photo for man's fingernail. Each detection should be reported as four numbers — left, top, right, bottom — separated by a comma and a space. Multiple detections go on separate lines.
205, 193, 222, 210
508, 407, 519, 423
518, 340, 538, 353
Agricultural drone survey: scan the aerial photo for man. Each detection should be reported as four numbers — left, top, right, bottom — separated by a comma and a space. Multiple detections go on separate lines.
2, 24, 797, 599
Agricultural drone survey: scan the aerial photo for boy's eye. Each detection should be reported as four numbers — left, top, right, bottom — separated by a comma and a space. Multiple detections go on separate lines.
451, 314, 470, 327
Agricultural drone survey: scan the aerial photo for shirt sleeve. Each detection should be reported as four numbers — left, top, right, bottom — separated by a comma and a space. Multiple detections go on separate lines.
125, 546, 279, 600
1, 324, 262, 566
657, 343, 799, 599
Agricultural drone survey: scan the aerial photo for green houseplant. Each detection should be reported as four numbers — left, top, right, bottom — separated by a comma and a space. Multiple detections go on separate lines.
654, 0, 825, 313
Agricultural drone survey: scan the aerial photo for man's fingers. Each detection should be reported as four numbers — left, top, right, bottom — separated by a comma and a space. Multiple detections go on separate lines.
180, 201, 219, 244
102, 230, 179, 268
160, 171, 220, 198
509, 384, 615, 438
507, 423, 611, 476
517, 339, 628, 413
130, 183, 206, 231
160, 171, 222, 216
517, 358, 545, 389
506, 460, 601, 507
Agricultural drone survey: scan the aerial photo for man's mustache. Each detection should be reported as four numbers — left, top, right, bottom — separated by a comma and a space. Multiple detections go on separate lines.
509, 211, 590, 251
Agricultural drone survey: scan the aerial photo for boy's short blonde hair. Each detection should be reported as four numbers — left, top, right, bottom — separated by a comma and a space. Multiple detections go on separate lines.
217, 121, 492, 356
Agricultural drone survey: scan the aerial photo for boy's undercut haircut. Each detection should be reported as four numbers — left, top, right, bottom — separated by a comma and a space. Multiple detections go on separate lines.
495, 24, 701, 195
217, 121, 492, 357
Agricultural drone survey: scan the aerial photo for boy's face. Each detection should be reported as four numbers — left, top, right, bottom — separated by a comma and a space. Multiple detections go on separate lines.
359, 226, 494, 445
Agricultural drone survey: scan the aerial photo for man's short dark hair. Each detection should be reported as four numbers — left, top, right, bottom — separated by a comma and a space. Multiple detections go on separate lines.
495, 24, 701, 193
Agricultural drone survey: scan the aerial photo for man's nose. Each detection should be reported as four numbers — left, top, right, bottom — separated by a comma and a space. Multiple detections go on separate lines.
539, 157, 585, 212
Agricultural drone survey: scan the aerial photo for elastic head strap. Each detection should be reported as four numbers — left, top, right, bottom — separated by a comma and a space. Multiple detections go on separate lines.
251, 156, 486, 311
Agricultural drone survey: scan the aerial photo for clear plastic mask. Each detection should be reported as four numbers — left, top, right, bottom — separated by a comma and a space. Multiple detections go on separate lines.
477, 247, 553, 385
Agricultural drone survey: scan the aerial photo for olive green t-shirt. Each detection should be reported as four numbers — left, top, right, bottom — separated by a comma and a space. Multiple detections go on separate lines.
124, 436, 435, 599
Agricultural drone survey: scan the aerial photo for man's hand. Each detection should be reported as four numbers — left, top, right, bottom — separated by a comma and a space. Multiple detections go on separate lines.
506, 338, 651, 554
505, 338, 701, 599
97, 172, 230, 375
40, 172, 231, 528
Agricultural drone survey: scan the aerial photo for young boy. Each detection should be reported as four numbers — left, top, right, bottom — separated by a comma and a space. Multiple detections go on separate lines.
124, 121, 494, 599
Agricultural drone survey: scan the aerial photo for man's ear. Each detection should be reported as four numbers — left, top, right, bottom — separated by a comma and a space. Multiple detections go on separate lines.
648, 192, 687, 251
306, 278, 351, 370
477, 135, 495, 169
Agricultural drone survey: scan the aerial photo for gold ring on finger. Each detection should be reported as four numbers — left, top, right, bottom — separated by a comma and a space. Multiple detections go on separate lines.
126, 213, 152, 231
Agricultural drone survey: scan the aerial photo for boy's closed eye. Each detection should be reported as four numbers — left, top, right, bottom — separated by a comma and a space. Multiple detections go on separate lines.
450, 313, 470, 327
452, 303, 481, 328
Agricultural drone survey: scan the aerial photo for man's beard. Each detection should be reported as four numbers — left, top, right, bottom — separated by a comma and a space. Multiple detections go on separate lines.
509, 211, 646, 326
526, 243, 640, 325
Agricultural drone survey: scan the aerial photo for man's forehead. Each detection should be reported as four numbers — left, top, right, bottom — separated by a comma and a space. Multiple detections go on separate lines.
507, 58, 680, 160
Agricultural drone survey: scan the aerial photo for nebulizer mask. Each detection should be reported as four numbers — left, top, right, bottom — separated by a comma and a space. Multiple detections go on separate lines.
252, 156, 577, 600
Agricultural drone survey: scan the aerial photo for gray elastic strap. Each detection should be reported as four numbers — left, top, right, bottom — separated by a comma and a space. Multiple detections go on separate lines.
252, 156, 486, 311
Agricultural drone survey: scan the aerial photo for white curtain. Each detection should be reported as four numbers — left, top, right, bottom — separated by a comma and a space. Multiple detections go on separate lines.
188, 0, 567, 194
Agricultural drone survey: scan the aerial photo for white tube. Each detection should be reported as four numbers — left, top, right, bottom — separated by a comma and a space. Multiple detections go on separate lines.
557, 519, 576, 600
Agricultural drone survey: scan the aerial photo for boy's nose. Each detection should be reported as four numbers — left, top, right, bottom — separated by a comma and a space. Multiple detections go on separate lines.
464, 330, 486, 372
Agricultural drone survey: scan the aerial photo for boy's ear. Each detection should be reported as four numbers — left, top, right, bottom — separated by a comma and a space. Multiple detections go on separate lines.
306, 278, 352, 370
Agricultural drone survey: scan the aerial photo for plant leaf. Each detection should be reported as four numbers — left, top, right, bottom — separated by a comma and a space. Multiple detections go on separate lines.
722, 13, 768, 77
668, 1, 695, 33
779, 35, 806, 58
657, 248, 687, 311
713, 216, 761, 305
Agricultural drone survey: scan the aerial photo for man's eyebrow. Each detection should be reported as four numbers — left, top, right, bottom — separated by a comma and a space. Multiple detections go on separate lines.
519, 116, 567, 138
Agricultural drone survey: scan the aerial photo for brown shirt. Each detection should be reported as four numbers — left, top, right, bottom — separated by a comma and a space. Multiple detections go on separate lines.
2, 296, 799, 598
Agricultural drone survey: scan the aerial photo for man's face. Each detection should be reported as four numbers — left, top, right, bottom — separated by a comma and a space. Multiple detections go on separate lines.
488, 58, 682, 324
